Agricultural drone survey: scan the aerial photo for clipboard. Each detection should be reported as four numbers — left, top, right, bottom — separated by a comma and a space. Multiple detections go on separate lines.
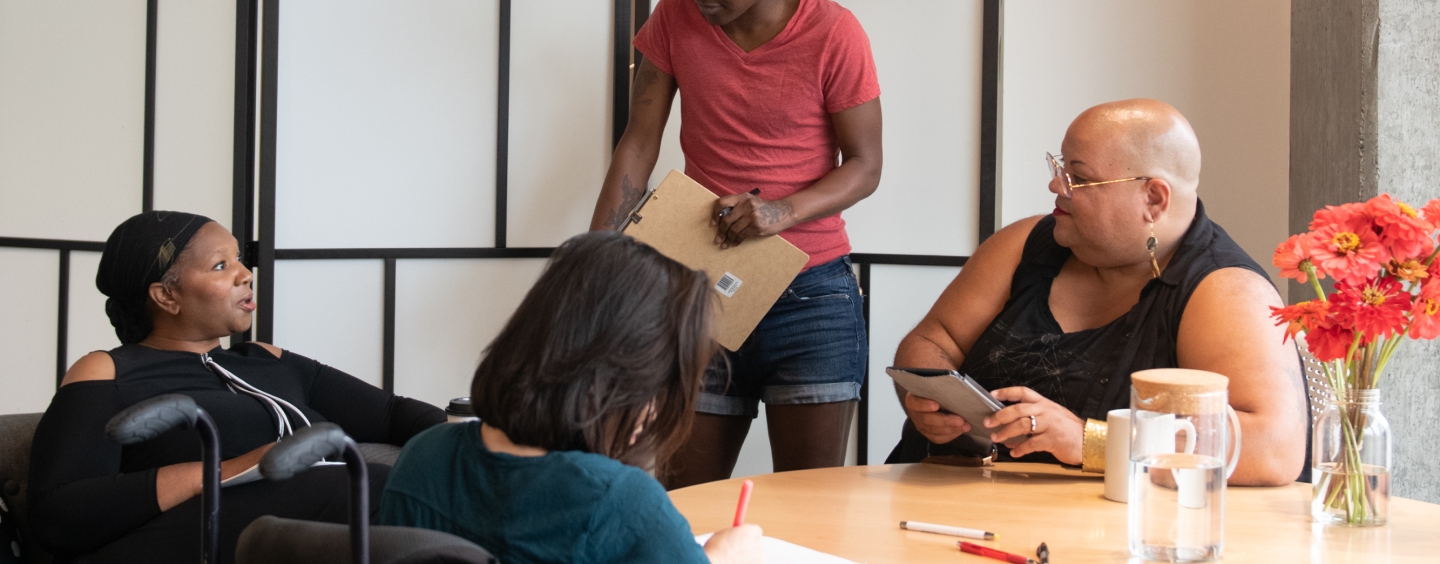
623, 170, 810, 351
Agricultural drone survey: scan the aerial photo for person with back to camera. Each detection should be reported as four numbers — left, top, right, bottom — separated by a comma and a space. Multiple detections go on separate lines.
887, 99, 1308, 485
379, 231, 763, 564
27, 211, 445, 563
590, 0, 883, 489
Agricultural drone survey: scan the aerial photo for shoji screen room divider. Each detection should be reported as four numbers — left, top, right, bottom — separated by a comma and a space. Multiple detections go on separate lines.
3, 0, 997, 477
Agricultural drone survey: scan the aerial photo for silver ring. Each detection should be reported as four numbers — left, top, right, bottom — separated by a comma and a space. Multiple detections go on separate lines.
1029, 415, 1037, 434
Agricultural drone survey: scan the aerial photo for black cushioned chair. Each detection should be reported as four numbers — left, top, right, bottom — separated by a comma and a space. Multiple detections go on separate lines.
0, 412, 407, 563
238, 516, 497, 564
0, 413, 49, 564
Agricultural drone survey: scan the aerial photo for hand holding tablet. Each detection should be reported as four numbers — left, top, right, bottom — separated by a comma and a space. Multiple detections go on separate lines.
886, 367, 1028, 451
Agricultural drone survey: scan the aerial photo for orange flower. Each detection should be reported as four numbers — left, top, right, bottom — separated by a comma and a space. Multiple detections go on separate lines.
1422, 198, 1440, 227
1306, 320, 1355, 362
1411, 282, 1440, 340
1309, 202, 1371, 232
1270, 299, 1329, 342
1386, 258, 1431, 283
1368, 194, 1435, 261
1331, 279, 1410, 341
1307, 222, 1388, 286
1273, 234, 1324, 283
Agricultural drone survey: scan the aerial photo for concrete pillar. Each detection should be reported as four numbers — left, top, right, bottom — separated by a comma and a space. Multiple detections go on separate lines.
1291, 0, 1440, 504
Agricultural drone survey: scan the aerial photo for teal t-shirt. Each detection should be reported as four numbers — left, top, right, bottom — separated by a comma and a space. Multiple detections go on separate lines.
380, 422, 710, 564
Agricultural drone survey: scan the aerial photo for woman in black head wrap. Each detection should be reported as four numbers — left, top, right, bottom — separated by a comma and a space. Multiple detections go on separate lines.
27, 211, 446, 564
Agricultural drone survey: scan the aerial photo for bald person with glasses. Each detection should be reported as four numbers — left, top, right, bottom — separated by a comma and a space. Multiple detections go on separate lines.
887, 99, 1307, 486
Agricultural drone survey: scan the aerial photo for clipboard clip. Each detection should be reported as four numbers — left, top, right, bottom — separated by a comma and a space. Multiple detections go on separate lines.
622, 185, 657, 230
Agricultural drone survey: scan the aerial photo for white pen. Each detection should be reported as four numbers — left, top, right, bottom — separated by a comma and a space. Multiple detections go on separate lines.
899, 520, 997, 541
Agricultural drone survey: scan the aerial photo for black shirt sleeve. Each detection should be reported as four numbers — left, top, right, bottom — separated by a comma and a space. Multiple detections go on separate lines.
27, 381, 163, 556
279, 350, 445, 446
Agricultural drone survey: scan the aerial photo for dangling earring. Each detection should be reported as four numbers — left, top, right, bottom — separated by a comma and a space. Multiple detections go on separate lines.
1147, 223, 1161, 279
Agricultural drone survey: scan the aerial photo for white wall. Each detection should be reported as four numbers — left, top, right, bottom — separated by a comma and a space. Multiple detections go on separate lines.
1000, 0, 1291, 290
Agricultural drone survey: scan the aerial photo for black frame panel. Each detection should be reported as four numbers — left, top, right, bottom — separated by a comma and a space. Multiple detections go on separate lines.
495, 0, 511, 248
142, 0, 158, 212
233, 0, 260, 344
257, 0, 280, 343
56, 250, 71, 385
979, 0, 1000, 242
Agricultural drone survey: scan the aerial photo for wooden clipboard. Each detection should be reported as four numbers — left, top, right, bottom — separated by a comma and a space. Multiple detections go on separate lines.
624, 170, 810, 351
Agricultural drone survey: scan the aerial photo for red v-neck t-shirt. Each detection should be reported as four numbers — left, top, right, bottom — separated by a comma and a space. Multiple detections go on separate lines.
635, 0, 880, 268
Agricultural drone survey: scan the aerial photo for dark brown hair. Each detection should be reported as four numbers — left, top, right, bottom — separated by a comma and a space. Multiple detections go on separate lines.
471, 231, 715, 474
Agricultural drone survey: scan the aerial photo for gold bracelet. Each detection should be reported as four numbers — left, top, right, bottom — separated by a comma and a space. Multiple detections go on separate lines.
1081, 418, 1107, 473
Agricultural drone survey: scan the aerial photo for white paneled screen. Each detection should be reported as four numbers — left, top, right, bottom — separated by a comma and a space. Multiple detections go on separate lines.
840, 0, 983, 257
0, 249, 60, 414
394, 259, 547, 409
0, 1, 147, 242
273, 260, 386, 388
506, 1, 613, 248
275, 0, 500, 249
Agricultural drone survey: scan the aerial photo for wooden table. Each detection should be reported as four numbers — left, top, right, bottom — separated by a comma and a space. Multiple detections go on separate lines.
670, 463, 1440, 563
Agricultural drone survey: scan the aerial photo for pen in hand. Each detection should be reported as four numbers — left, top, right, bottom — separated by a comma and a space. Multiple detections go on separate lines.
733, 479, 754, 527
717, 188, 763, 218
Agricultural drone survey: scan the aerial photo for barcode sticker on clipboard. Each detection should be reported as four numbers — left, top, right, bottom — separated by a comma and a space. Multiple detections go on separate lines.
715, 272, 743, 297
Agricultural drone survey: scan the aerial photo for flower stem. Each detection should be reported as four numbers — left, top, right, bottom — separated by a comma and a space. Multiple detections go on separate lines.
1305, 264, 1328, 301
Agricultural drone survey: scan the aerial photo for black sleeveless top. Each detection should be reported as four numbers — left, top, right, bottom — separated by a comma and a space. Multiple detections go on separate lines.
890, 201, 1267, 463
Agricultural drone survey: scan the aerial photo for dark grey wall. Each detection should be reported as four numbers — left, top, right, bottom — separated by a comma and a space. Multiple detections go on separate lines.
1291, 0, 1440, 504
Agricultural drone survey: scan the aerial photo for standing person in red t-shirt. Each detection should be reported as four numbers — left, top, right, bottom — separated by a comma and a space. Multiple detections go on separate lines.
590, 0, 881, 488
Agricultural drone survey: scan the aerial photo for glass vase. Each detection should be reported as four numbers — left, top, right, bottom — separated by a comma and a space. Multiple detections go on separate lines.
1311, 389, 1391, 526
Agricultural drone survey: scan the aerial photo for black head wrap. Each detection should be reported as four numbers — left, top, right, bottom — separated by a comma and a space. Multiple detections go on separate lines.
97, 211, 215, 344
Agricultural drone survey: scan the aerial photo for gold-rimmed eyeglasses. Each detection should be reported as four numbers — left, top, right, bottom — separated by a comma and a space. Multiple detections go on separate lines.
1046, 152, 1151, 198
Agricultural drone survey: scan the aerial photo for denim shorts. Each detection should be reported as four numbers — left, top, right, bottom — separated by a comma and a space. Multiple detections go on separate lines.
697, 256, 868, 418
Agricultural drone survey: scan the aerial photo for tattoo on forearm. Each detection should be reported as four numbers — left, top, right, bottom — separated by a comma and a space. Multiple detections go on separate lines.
605, 174, 644, 230
756, 199, 794, 228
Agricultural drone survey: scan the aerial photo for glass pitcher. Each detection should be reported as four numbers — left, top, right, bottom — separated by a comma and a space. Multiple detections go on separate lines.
1127, 369, 1241, 563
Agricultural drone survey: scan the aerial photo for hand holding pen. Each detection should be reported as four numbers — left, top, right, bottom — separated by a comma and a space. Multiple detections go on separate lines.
701, 480, 764, 564
712, 187, 796, 249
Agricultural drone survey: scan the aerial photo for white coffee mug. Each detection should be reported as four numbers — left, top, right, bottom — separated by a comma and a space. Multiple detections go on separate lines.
1103, 409, 1197, 503
1104, 408, 1133, 502
1133, 411, 1197, 459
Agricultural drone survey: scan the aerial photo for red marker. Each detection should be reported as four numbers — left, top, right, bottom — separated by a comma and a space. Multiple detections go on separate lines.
959, 542, 1037, 564
732, 479, 754, 526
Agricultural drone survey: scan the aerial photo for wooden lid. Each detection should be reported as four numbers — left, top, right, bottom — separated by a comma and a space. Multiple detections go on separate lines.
1131, 369, 1229, 415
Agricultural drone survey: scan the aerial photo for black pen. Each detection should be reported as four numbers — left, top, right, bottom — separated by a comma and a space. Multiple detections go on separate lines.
717, 187, 762, 218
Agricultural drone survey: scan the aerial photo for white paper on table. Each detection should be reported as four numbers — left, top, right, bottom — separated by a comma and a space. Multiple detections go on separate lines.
220, 461, 347, 488
694, 533, 858, 564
